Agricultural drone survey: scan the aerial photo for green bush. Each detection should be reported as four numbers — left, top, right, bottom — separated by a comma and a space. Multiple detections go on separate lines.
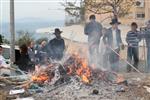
0, 34, 10, 44
16, 31, 33, 46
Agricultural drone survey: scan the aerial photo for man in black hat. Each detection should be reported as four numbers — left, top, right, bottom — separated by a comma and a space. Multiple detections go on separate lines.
103, 18, 124, 72
84, 15, 103, 66
48, 28, 65, 60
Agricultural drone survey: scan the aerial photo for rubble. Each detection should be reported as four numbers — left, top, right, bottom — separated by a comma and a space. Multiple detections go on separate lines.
14, 97, 34, 100
92, 89, 99, 95
1, 54, 150, 100
143, 86, 150, 93
9, 88, 25, 95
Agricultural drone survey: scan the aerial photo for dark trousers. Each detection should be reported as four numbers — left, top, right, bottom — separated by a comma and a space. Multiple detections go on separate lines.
127, 47, 139, 72
109, 48, 120, 72
146, 47, 150, 72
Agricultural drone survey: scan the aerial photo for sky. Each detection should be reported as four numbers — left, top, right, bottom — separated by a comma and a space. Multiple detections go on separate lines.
0, 0, 68, 23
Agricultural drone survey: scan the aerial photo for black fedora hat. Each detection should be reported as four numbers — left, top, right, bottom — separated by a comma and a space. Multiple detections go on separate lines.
54, 28, 63, 34
110, 18, 121, 25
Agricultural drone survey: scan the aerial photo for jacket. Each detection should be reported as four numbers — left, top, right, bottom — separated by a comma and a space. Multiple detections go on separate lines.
103, 28, 123, 49
84, 20, 102, 45
48, 38, 65, 60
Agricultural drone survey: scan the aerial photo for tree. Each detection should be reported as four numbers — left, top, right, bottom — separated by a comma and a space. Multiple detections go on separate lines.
16, 31, 33, 47
85, 0, 136, 19
0, 34, 10, 44
61, 0, 85, 22
62, 0, 136, 20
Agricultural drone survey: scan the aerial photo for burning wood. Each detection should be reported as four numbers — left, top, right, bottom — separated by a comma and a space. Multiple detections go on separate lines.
0, 53, 126, 88
64, 54, 91, 84
29, 53, 125, 85
31, 65, 55, 83
64, 54, 126, 84
32, 73, 49, 83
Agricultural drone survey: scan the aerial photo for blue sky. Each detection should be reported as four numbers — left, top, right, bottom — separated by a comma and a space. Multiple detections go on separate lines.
0, 0, 68, 23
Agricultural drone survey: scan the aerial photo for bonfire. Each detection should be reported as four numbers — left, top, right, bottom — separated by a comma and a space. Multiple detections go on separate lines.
1, 54, 150, 100
29, 53, 124, 85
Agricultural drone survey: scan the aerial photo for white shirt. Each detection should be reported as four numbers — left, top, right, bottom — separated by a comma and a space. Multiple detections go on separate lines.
0, 55, 10, 75
0, 55, 7, 67
112, 29, 118, 49
99, 36, 106, 55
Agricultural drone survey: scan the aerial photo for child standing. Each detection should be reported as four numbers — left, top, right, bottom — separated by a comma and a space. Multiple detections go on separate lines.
126, 22, 141, 72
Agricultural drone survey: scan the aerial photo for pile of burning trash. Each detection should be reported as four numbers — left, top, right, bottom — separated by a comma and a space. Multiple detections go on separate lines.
1, 54, 150, 100
31, 54, 124, 85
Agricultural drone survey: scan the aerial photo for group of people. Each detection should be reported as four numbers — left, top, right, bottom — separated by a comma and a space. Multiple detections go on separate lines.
84, 15, 150, 73
14, 28, 65, 72
1, 14, 150, 73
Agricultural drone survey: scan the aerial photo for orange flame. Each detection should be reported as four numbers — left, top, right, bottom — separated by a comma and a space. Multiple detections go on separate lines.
116, 74, 125, 84
81, 75, 90, 83
76, 59, 91, 83
32, 74, 49, 82
67, 67, 73, 75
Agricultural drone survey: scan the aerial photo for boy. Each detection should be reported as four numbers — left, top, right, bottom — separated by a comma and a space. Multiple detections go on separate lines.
126, 22, 141, 72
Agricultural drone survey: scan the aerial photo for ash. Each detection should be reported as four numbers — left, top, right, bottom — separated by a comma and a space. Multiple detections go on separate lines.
34, 76, 119, 100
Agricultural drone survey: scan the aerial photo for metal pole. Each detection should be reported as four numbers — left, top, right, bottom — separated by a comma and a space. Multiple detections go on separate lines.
10, 0, 15, 64
142, 39, 147, 71
108, 46, 143, 75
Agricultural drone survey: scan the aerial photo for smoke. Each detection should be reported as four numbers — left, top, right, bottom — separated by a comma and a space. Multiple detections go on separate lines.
98, 34, 110, 71
85, 28, 110, 71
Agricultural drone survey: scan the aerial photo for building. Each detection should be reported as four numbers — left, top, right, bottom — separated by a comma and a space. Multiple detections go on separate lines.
85, 0, 150, 26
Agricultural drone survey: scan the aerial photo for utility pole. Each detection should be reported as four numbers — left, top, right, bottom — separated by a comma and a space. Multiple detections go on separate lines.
10, 0, 15, 64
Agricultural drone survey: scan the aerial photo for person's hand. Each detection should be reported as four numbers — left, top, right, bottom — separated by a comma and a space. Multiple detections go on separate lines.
35, 50, 37, 54
129, 44, 132, 47
120, 44, 125, 50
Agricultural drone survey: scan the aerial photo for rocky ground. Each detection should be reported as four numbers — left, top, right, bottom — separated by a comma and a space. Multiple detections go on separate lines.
33, 73, 150, 100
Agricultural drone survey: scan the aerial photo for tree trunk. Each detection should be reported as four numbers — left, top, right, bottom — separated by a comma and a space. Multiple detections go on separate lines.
79, 0, 85, 21
112, 4, 118, 19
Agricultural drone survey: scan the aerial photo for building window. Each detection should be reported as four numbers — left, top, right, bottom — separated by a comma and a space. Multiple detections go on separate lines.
135, 0, 145, 7
136, 13, 145, 19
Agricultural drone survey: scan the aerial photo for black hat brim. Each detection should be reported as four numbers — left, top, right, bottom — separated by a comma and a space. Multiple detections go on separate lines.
110, 22, 121, 25
54, 31, 63, 35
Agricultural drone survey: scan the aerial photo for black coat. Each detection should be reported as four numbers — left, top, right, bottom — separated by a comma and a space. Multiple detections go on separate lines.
47, 38, 65, 60
15, 53, 34, 71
